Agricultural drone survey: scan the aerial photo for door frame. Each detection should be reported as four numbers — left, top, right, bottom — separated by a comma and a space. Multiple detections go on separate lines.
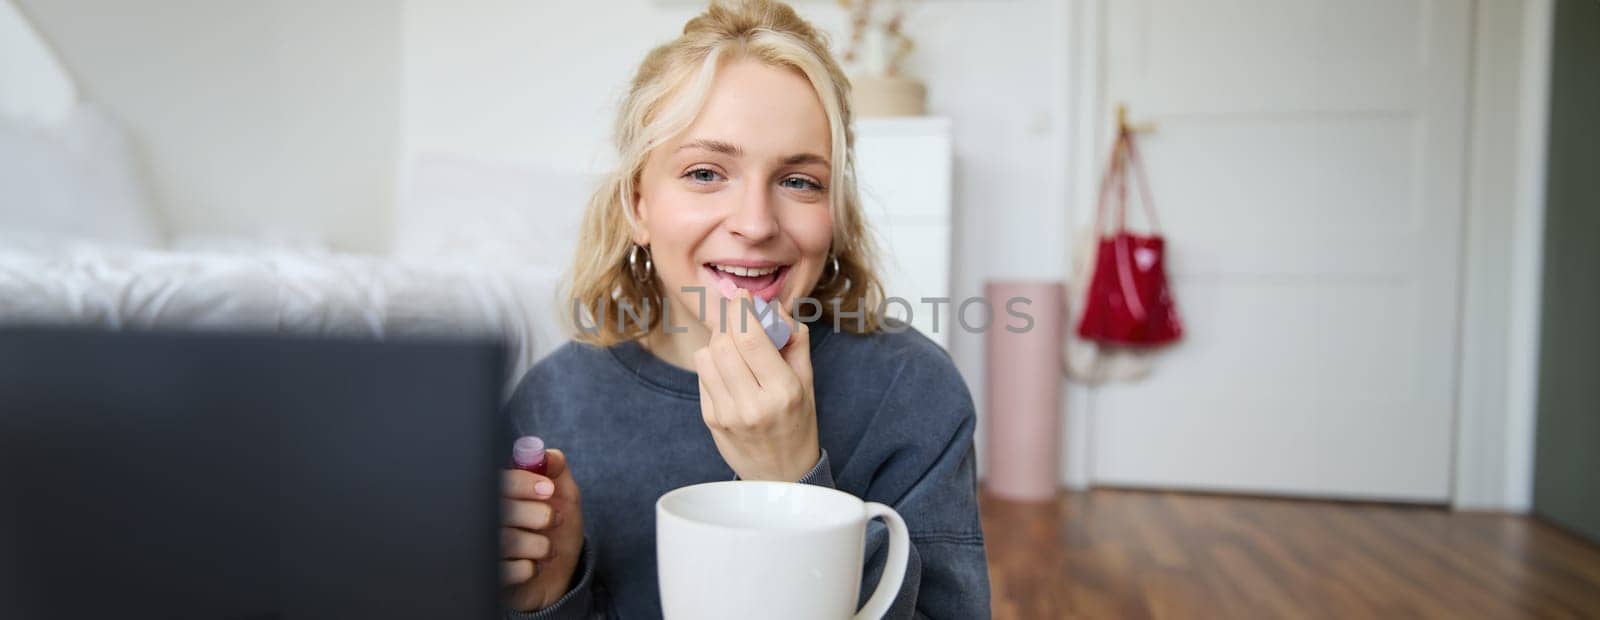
1055, 0, 1555, 512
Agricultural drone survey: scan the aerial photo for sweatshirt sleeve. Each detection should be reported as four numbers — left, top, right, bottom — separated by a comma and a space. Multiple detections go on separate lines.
853, 354, 991, 619
729, 448, 835, 487
503, 536, 608, 620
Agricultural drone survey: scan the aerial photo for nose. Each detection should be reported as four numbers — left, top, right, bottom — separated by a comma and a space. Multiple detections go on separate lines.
724, 180, 780, 242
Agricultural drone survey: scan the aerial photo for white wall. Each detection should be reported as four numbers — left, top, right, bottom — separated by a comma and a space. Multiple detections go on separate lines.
0, 0, 76, 123
402, 0, 1077, 479
17, 0, 400, 252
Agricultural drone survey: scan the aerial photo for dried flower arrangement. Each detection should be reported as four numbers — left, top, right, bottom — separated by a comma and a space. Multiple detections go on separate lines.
837, 0, 915, 78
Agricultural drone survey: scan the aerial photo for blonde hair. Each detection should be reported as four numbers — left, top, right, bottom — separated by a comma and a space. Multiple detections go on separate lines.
564, 0, 885, 346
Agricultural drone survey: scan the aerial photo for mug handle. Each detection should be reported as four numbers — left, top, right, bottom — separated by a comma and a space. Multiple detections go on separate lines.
852, 502, 910, 620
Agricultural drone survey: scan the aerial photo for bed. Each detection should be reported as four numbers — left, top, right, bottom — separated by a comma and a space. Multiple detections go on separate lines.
0, 0, 580, 393
0, 245, 570, 394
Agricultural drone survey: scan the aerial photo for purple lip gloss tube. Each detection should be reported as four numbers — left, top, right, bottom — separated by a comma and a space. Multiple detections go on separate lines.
512, 435, 548, 476
753, 296, 792, 350
718, 279, 791, 349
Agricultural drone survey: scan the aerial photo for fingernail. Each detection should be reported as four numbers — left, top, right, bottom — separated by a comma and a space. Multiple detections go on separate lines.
535, 480, 555, 496
552, 510, 565, 528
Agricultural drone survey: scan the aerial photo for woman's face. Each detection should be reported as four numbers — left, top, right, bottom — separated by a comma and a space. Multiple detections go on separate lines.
633, 59, 835, 333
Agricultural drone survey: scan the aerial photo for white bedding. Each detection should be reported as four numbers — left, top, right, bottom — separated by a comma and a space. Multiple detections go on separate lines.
1, 3, 578, 393
0, 246, 570, 394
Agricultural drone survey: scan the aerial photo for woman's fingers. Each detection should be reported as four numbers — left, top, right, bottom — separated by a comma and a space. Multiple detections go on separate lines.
776, 301, 813, 387
501, 527, 554, 561
699, 292, 811, 431
502, 469, 556, 501
728, 293, 795, 389
503, 498, 558, 530
709, 331, 762, 407
541, 448, 568, 481
697, 365, 718, 426
695, 346, 734, 427
501, 559, 536, 585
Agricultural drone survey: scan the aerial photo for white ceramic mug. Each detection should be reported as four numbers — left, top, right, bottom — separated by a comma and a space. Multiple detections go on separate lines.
656, 481, 910, 620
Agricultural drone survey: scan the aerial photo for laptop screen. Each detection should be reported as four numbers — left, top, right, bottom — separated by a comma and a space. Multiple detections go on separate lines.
0, 328, 507, 619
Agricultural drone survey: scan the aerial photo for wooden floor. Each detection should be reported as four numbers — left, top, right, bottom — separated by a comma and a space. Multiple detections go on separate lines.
980, 489, 1600, 619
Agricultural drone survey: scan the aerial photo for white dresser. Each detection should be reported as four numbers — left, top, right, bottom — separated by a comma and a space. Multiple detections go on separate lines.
852, 117, 953, 349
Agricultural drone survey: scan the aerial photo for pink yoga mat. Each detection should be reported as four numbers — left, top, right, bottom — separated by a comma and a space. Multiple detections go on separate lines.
983, 281, 1066, 502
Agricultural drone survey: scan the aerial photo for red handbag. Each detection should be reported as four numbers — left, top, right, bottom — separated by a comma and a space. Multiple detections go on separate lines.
1076, 126, 1183, 346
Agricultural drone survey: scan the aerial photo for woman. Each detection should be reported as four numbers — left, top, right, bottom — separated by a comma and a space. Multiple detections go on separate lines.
498, 1, 989, 618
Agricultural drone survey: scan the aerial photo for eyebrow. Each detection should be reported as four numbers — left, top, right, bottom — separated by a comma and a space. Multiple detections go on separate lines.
676, 139, 831, 168
781, 152, 831, 168
676, 139, 743, 157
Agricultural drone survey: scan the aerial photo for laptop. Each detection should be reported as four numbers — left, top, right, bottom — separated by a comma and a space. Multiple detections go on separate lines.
0, 327, 508, 619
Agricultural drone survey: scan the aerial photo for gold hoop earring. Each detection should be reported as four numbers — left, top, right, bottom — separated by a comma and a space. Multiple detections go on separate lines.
627, 244, 653, 284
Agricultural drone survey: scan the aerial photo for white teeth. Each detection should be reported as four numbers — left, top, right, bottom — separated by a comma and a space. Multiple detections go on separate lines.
711, 264, 780, 278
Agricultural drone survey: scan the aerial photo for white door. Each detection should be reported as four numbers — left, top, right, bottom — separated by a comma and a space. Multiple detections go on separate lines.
1085, 0, 1472, 501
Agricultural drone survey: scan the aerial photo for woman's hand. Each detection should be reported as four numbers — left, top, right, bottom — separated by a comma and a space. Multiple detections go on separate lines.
501, 449, 585, 613
694, 290, 820, 482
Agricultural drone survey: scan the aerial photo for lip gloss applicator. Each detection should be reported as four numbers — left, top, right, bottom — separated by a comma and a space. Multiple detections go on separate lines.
512, 435, 548, 476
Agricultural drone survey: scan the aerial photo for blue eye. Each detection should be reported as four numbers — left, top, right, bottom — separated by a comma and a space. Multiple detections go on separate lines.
685, 168, 722, 183
782, 177, 823, 191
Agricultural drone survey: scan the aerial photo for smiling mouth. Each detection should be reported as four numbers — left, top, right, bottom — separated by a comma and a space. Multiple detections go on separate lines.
702, 263, 789, 301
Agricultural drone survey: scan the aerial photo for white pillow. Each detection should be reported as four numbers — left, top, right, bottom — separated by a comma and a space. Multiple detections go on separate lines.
394, 152, 594, 270
0, 103, 165, 250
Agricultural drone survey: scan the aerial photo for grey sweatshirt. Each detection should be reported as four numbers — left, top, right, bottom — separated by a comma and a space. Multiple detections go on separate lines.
502, 317, 991, 619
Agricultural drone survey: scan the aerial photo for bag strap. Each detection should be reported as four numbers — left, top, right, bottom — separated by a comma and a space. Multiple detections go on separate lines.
1091, 131, 1129, 239
1118, 128, 1163, 234
1092, 126, 1165, 238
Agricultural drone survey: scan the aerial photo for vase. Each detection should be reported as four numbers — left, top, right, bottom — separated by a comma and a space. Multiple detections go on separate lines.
850, 74, 926, 117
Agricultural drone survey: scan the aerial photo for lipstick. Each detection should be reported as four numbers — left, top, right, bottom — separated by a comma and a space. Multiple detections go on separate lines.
754, 296, 792, 350
717, 280, 792, 350
512, 435, 548, 476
